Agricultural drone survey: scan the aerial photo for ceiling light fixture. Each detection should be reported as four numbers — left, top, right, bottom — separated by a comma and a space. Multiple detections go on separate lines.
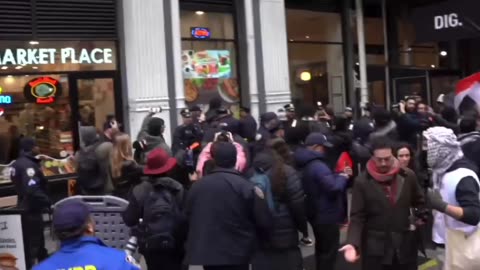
29, 41, 39, 45
305, 35, 310, 39
195, 11, 205, 15
300, 71, 312, 81
32, 66, 38, 70
289, 39, 294, 42
15, 66, 22, 70
0, 66, 7, 70
440, 51, 448, 56
431, 64, 436, 68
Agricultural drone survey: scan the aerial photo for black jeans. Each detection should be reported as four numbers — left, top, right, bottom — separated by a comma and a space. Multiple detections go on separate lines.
252, 247, 303, 270
144, 250, 185, 270
312, 223, 340, 270
25, 214, 48, 268
204, 265, 249, 270
363, 256, 417, 270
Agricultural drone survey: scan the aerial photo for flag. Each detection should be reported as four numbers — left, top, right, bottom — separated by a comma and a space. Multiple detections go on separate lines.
455, 72, 480, 115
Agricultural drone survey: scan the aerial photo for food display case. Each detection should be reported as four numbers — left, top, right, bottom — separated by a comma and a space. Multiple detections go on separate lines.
0, 155, 76, 203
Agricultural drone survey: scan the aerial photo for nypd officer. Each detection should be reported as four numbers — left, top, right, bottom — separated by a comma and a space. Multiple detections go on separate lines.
11, 137, 50, 268
172, 108, 203, 156
34, 200, 140, 270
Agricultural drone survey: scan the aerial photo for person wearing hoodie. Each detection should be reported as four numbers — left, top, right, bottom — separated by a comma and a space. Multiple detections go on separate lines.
424, 127, 480, 269
255, 112, 284, 155
123, 148, 186, 270
11, 137, 50, 268
135, 110, 172, 164
328, 116, 353, 170
458, 111, 480, 170
76, 126, 114, 195
251, 139, 309, 270
294, 133, 352, 270
340, 137, 425, 270
205, 97, 223, 125
110, 133, 143, 199
370, 107, 398, 142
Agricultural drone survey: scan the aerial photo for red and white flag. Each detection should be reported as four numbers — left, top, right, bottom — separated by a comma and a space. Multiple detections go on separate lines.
455, 72, 480, 115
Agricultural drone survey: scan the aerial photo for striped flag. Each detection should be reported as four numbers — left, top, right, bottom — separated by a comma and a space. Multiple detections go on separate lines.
455, 72, 480, 115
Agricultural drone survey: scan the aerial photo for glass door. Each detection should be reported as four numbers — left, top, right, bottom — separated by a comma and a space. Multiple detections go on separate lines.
69, 73, 119, 149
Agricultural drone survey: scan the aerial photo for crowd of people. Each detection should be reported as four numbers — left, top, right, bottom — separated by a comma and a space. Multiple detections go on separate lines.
11, 95, 480, 270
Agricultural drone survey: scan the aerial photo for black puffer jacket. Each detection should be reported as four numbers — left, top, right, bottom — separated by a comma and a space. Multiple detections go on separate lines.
253, 151, 308, 249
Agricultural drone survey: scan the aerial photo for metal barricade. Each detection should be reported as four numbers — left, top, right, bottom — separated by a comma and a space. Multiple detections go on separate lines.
53, 195, 130, 250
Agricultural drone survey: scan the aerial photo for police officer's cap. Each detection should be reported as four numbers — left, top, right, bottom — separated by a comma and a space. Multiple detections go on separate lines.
284, 103, 295, 112
53, 201, 91, 231
180, 108, 192, 118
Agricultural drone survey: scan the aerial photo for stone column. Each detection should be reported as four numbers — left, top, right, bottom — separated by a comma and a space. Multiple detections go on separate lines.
256, 0, 291, 113
243, 0, 260, 120
121, 0, 173, 145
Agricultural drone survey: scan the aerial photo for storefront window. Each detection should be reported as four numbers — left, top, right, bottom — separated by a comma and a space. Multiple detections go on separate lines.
180, 10, 239, 110
0, 74, 75, 182
0, 41, 119, 183
287, 9, 345, 112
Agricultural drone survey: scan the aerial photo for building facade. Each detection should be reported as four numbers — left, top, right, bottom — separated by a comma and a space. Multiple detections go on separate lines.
121, 0, 292, 144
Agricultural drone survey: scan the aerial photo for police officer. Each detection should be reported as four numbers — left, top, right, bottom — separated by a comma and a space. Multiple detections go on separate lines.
33, 200, 140, 270
185, 142, 272, 270
172, 108, 203, 156
11, 137, 50, 268
284, 103, 296, 125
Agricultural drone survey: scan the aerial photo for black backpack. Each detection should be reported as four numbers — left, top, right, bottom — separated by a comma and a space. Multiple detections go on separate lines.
141, 183, 184, 251
76, 143, 105, 192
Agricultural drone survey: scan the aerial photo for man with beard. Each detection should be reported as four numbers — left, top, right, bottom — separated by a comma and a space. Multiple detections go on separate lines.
398, 97, 424, 147
340, 137, 425, 270
424, 127, 480, 270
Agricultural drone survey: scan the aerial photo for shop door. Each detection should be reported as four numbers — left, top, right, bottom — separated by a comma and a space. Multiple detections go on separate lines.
69, 72, 120, 149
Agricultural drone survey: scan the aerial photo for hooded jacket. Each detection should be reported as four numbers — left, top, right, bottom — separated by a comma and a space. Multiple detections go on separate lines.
252, 151, 308, 249
77, 126, 114, 194
458, 131, 480, 170
369, 120, 398, 142
294, 147, 348, 225
137, 114, 172, 159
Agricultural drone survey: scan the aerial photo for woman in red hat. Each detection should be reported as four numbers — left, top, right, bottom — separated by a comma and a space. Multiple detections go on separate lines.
123, 148, 186, 270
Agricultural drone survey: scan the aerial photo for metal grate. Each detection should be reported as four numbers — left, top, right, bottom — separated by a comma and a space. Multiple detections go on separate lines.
0, 0, 33, 39
0, 0, 117, 40
35, 0, 117, 39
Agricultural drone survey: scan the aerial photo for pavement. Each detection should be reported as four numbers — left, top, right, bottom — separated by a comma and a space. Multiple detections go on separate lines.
44, 225, 443, 270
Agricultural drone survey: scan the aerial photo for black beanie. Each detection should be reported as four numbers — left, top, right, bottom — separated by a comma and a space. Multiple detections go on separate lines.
147, 117, 165, 136
20, 137, 37, 152
211, 142, 237, 169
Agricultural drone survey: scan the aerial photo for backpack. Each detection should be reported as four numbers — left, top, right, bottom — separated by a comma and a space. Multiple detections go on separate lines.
76, 143, 104, 192
141, 183, 184, 251
249, 172, 275, 212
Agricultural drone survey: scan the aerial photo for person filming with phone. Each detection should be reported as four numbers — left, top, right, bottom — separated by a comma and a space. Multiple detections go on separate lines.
195, 130, 247, 178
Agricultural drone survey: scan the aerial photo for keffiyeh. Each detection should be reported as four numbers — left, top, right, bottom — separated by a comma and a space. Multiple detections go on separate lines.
423, 127, 463, 187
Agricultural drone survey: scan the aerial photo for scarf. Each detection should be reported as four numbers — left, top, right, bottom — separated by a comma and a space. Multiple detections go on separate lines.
366, 158, 401, 205
423, 127, 463, 188
366, 157, 401, 182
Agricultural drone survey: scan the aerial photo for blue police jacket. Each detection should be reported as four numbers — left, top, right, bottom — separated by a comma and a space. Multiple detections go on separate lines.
33, 237, 140, 270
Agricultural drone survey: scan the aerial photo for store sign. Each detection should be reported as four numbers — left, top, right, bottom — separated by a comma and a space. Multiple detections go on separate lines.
411, 0, 480, 42
23, 77, 62, 104
0, 214, 27, 270
0, 88, 12, 105
0, 47, 114, 66
191, 27, 211, 39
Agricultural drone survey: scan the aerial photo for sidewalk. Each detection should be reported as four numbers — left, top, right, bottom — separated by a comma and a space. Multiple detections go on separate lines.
44, 225, 442, 270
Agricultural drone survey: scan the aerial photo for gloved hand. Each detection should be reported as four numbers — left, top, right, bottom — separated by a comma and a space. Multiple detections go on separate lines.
427, 189, 448, 212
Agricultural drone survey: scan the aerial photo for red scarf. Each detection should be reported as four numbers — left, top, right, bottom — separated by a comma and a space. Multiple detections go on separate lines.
366, 158, 401, 205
